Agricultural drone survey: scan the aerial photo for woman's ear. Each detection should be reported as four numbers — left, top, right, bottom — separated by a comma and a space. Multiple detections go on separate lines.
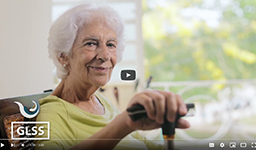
58, 52, 69, 67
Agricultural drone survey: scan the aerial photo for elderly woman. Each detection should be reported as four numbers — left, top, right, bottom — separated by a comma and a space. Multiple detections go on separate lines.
35, 3, 190, 150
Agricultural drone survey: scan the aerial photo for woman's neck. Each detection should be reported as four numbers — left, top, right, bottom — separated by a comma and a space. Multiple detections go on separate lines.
52, 78, 99, 103
52, 79, 105, 115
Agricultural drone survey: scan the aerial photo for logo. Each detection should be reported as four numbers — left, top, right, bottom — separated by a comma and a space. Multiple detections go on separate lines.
121, 69, 136, 81
14, 100, 40, 118
11, 101, 50, 140
11, 122, 50, 140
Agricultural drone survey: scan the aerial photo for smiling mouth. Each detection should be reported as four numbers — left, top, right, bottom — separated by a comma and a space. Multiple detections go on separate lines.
87, 66, 112, 72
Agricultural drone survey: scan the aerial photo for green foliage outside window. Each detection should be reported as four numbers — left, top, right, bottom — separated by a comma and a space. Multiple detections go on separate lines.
143, 0, 256, 82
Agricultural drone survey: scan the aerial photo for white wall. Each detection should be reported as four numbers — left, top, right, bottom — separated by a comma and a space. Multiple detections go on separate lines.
0, 0, 53, 99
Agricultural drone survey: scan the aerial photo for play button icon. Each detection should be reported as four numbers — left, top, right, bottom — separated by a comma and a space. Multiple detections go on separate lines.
121, 70, 136, 81
126, 73, 131, 78
0, 143, 4, 148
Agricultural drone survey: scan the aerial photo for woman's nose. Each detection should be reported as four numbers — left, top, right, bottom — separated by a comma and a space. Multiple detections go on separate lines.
96, 45, 110, 62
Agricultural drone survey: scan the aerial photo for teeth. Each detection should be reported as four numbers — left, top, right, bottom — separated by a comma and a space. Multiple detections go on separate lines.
88, 66, 112, 70
92, 67, 105, 70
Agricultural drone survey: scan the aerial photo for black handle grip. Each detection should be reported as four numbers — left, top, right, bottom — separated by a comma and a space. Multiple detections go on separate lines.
127, 103, 195, 135
127, 103, 195, 121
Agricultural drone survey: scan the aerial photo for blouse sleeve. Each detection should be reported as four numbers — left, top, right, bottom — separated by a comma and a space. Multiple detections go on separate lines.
34, 99, 74, 150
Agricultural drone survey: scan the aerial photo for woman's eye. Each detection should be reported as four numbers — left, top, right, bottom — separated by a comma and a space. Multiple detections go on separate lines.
107, 43, 116, 48
85, 42, 97, 46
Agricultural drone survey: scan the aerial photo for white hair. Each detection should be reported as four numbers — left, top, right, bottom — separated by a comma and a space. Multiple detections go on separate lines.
48, 3, 125, 79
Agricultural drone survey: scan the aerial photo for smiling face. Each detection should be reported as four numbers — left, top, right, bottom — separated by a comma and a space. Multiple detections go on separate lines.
65, 20, 118, 87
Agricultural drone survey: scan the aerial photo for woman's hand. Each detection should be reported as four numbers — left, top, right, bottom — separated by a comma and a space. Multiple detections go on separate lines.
123, 90, 190, 131
72, 90, 190, 150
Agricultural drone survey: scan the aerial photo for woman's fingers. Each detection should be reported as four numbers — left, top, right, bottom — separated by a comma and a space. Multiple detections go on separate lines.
144, 90, 165, 124
156, 90, 187, 123
176, 94, 187, 116
129, 90, 189, 128
156, 91, 176, 122
129, 93, 156, 120
176, 118, 190, 129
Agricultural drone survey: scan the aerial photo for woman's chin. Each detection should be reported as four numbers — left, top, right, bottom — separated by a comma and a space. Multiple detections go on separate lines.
92, 79, 109, 87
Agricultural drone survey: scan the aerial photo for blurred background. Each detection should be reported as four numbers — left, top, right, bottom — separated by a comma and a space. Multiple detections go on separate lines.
0, 0, 256, 146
